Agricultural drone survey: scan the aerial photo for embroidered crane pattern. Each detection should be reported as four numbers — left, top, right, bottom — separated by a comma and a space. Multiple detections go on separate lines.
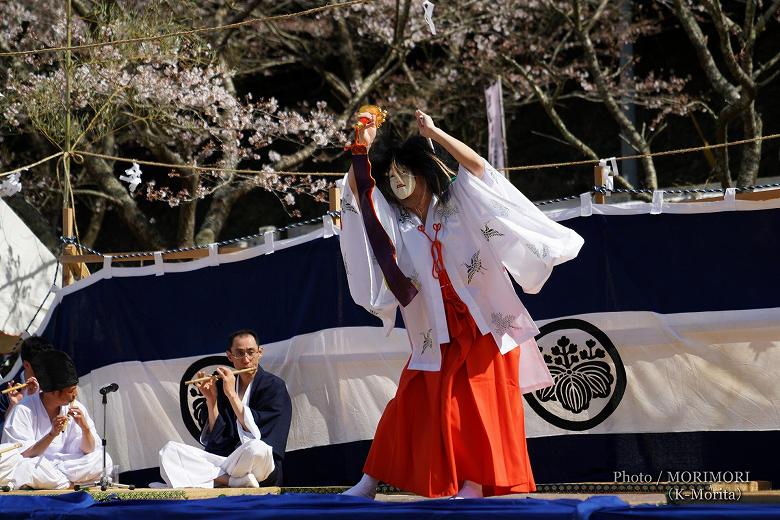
436, 201, 459, 223
489, 199, 510, 218
398, 207, 414, 225
421, 329, 433, 354
481, 223, 504, 241
526, 242, 550, 259
464, 250, 487, 283
341, 199, 358, 215
491, 312, 519, 336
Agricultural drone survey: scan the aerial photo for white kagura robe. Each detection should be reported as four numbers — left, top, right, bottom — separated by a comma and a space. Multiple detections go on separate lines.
159, 377, 274, 488
339, 157, 584, 392
2, 394, 109, 489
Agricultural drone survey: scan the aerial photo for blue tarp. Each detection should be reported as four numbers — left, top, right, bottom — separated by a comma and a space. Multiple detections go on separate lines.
2, 493, 779, 520
0, 493, 624, 520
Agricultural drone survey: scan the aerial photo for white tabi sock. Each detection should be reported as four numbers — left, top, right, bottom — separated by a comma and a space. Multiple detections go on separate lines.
228, 474, 259, 488
342, 473, 378, 499
454, 480, 483, 499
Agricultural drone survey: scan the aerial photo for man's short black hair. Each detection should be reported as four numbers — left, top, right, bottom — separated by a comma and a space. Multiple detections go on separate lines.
227, 329, 259, 350
19, 336, 54, 364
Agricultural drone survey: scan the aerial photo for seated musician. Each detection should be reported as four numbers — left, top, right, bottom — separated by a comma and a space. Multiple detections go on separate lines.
2, 350, 109, 489
159, 329, 292, 488
0, 337, 53, 489
1, 336, 53, 431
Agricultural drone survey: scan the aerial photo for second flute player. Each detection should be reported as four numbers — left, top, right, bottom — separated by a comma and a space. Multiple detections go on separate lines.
2, 350, 108, 489
158, 329, 292, 488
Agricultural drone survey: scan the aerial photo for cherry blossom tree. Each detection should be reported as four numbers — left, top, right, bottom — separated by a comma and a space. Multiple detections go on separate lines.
1, 0, 778, 252
0, 1, 349, 248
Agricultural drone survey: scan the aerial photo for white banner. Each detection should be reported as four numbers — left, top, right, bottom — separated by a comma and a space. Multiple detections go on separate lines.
77, 306, 780, 473
485, 78, 506, 175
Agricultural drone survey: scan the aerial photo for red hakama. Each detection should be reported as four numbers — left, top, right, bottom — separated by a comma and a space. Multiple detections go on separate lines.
363, 268, 536, 498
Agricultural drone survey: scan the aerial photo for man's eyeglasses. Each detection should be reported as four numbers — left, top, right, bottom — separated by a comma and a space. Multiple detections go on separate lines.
230, 349, 259, 358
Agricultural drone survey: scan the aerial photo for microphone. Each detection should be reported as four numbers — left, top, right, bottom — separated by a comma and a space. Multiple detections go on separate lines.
99, 383, 118, 395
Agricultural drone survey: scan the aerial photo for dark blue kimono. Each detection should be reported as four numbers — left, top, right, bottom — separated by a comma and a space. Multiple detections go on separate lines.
201, 367, 292, 486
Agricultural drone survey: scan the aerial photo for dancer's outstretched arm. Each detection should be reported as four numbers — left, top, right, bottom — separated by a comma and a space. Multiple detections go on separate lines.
415, 109, 484, 179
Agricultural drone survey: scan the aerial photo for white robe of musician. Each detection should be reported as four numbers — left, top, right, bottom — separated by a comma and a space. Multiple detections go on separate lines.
0, 443, 23, 487
159, 378, 274, 488
339, 157, 584, 392
1, 394, 109, 489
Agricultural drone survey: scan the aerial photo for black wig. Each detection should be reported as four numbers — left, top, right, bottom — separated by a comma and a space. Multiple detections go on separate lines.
372, 135, 455, 206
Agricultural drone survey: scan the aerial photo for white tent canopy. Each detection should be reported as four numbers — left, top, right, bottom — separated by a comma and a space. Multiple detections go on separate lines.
0, 198, 58, 340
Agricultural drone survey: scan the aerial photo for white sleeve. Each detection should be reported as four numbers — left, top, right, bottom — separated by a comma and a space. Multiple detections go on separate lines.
236, 382, 262, 445
451, 158, 584, 294
1, 405, 35, 451
338, 174, 400, 333
236, 406, 262, 445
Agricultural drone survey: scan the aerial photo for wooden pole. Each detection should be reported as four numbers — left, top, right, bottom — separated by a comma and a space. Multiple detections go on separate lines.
62, 0, 74, 287
62, 208, 75, 286
594, 164, 607, 204
329, 186, 341, 227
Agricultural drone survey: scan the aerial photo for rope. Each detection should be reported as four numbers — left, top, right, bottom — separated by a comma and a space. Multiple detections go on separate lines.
502, 133, 780, 172
69, 132, 780, 179
0, 0, 370, 58
74, 150, 344, 177
0, 152, 64, 178
59, 179, 780, 261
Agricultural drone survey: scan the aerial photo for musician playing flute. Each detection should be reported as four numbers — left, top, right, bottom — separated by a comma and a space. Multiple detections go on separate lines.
159, 329, 292, 488
1, 350, 108, 489
0, 337, 52, 433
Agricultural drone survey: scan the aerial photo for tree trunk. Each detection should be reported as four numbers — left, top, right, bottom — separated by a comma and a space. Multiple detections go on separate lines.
82, 199, 105, 248
737, 103, 762, 187
83, 139, 165, 249
177, 170, 200, 247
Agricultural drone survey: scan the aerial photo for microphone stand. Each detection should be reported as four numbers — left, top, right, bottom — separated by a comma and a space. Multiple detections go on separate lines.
74, 387, 135, 491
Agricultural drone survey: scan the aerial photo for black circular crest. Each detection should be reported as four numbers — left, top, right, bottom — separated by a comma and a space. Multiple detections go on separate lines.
524, 318, 626, 431
179, 355, 230, 442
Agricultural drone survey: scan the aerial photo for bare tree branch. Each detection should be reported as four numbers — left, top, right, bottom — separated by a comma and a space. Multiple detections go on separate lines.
337, 17, 362, 87
572, 0, 658, 187
672, 0, 741, 103
754, 0, 780, 37
504, 54, 641, 193
755, 50, 780, 80
704, 1, 755, 93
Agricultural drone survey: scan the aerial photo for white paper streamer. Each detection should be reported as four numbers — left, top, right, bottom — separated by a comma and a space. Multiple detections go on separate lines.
0, 172, 23, 197
485, 79, 506, 174
598, 157, 620, 191
422, 0, 436, 35
119, 162, 143, 193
